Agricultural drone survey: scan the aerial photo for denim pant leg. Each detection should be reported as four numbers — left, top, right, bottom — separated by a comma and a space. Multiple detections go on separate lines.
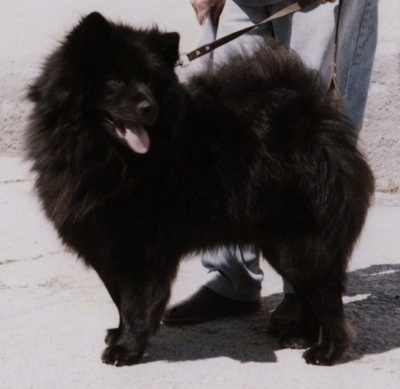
202, 245, 263, 301
200, 0, 294, 301
199, 1, 377, 300
292, 0, 378, 134
333, 0, 378, 134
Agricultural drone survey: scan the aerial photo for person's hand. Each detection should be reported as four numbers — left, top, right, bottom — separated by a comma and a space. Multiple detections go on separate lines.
189, 0, 226, 26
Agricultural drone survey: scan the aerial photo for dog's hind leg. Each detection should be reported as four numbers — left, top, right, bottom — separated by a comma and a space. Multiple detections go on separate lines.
299, 281, 355, 366
276, 288, 320, 350
263, 244, 320, 349
262, 241, 354, 365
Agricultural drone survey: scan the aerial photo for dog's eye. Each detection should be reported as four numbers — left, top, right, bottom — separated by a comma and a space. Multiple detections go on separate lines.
107, 79, 125, 90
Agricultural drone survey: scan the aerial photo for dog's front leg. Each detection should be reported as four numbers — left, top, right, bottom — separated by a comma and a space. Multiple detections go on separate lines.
101, 260, 178, 367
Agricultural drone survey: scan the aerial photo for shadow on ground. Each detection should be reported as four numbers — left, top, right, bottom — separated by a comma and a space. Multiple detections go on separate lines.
345, 264, 400, 358
143, 264, 400, 364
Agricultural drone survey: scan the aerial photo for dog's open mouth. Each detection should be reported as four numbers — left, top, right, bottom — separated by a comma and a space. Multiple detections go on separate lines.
116, 122, 150, 154
104, 114, 150, 154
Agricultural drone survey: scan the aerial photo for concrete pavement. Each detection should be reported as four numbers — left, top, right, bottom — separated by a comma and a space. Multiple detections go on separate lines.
1, 155, 400, 388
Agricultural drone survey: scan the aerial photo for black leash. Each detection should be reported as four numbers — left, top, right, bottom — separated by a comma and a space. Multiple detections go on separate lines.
176, 0, 317, 67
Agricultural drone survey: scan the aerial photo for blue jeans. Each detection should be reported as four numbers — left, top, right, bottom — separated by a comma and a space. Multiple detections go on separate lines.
199, 0, 378, 301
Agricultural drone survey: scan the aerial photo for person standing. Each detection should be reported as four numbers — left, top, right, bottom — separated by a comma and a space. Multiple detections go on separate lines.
163, 0, 378, 330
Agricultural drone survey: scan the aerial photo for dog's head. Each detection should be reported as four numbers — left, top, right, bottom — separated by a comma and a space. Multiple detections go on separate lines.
29, 12, 181, 154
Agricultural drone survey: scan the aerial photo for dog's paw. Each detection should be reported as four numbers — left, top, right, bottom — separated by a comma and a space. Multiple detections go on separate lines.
279, 333, 311, 349
279, 332, 313, 350
105, 328, 120, 346
279, 328, 318, 350
101, 345, 143, 367
303, 343, 337, 366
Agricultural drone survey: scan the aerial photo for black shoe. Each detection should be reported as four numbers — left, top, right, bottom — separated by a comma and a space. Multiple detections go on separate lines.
268, 294, 301, 335
162, 286, 261, 326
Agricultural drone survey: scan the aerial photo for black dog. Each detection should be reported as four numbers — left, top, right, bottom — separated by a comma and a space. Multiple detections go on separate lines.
26, 12, 374, 366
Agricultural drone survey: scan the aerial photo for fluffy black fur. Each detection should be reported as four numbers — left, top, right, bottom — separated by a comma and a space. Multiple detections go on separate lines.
26, 12, 374, 366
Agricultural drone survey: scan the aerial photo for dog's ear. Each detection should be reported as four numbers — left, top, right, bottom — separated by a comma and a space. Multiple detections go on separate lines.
157, 32, 180, 67
79, 12, 111, 34
70, 12, 112, 47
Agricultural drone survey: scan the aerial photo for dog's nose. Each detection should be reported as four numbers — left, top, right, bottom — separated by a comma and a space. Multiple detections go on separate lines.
137, 99, 158, 126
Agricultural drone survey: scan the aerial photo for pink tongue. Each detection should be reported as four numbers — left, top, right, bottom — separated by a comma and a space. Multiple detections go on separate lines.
116, 125, 150, 154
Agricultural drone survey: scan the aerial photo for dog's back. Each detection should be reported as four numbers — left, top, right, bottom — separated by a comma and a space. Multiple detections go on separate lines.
179, 41, 374, 248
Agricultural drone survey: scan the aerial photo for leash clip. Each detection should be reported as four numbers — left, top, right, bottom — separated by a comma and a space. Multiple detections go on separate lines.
176, 53, 190, 68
